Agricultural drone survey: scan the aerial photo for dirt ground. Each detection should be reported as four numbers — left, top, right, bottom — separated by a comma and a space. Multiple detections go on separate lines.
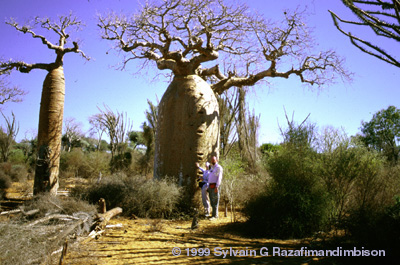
64, 214, 321, 265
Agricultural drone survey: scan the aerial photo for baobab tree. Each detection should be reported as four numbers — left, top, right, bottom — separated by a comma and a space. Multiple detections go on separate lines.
99, 0, 350, 207
0, 14, 89, 195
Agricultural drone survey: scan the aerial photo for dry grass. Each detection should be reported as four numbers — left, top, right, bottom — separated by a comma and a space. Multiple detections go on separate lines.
0, 183, 98, 265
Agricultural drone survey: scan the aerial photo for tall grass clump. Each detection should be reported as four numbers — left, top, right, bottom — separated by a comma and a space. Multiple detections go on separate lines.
71, 174, 181, 218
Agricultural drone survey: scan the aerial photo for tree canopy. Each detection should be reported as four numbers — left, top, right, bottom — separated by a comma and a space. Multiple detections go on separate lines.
0, 14, 89, 74
359, 105, 400, 162
99, 0, 351, 94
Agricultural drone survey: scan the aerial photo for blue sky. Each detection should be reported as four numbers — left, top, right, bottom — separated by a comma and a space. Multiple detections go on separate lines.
0, 0, 399, 144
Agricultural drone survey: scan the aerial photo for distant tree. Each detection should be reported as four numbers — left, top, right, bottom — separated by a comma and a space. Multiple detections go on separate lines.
144, 99, 158, 138
0, 14, 89, 195
279, 111, 316, 150
260, 143, 281, 156
0, 75, 26, 105
128, 131, 145, 149
139, 100, 159, 173
330, 0, 400, 68
99, 0, 350, 206
218, 90, 239, 158
235, 87, 260, 169
0, 112, 19, 162
92, 105, 132, 159
359, 105, 400, 162
62, 117, 83, 152
89, 114, 106, 151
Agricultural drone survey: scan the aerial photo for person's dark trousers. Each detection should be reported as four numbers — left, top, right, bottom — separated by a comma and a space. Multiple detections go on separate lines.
208, 187, 219, 218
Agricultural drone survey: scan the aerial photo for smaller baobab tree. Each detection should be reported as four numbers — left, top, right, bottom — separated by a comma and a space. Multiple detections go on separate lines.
0, 14, 89, 195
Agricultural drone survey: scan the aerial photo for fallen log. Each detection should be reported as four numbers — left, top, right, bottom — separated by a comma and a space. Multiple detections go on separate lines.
94, 207, 123, 230
81, 207, 122, 243
0, 209, 21, 215
22, 209, 40, 217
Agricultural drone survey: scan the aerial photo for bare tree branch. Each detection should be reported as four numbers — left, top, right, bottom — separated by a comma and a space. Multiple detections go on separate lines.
98, 0, 251, 76
1, 13, 89, 75
211, 11, 351, 94
99, 1, 350, 93
0, 75, 26, 104
329, 0, 400, 68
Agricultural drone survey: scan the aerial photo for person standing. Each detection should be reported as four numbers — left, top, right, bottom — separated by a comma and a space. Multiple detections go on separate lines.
196, 161, 211, 217
207, 156, 223, 219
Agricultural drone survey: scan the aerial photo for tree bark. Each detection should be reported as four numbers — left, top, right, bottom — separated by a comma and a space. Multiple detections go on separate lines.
154, 75, 220, 209
33, 66, 65, 195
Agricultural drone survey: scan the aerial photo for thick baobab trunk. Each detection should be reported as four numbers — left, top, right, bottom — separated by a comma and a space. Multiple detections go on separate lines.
154, 75, 220, 209
33, 66, 65, 195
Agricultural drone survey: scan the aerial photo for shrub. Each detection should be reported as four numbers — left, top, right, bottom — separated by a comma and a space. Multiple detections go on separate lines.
219, 150, 267, 221
8, 149, 26, 164
71, 175, 181, 218
85, 151, 110, 178
110, 152, 133, 172
0, 170, 11, 199
72, 177, 129, 210
60, 149, 110, 179
318, 140, 385, 227
24, 193, 97, 218
0, 162, 12, 175
339, 150, 400, 259
343, 196, 400, 261
245, 145, 329, 238
9, 164, 28, 182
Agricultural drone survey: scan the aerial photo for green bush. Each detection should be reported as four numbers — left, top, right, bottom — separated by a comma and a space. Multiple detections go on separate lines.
8, 149, 26, 164
60, 149, 110, 179
71, 175, 181, 218
110, 151, 132, 172
245, 145, 329, 238
318, 141, 386, 228
219, 150, 267, 222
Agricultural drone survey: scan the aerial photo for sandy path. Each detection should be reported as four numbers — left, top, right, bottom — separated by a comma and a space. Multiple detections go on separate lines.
64, 215, 317, 265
